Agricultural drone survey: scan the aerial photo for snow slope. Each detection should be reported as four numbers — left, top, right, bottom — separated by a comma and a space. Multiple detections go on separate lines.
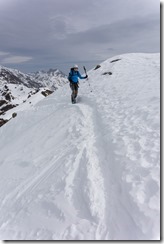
0, 53, 160, 240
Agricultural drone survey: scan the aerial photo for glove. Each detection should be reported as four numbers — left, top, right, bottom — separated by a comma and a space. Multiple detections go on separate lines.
85, 75, 88, 78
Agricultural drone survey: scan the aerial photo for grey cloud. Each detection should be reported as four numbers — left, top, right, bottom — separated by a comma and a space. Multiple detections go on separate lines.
0, 0, 160, 73
66, 14, 159, 44
56, 13, 159, 62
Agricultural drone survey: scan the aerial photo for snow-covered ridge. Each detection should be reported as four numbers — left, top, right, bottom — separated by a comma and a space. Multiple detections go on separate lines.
0, 53, 160, 240
0, 65, 68, 125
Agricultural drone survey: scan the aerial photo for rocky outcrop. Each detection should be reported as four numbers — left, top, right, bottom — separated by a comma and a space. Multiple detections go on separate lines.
41, 90, 54, 97
110, 59, 121, 63
94, 65, 101, 70
102, 72, 112, 75
0, 118, 8, 127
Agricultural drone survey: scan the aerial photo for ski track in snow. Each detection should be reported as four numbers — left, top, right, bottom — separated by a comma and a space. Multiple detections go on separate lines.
0, 101, 108, 240
0, 53, 160, 240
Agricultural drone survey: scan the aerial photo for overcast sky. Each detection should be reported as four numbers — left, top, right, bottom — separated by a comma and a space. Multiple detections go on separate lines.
0, 0, 160, 74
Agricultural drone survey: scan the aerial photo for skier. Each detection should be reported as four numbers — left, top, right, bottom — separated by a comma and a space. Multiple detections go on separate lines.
68, 64, 88, 103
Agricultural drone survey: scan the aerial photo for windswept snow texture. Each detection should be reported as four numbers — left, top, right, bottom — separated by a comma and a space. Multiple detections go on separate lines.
0, 53, 160, 240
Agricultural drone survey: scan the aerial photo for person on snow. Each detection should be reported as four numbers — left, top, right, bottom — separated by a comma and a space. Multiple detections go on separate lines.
68, 64, 88, 103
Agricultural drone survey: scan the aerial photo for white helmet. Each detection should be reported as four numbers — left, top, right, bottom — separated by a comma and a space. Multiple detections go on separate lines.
73, 64, 78, 68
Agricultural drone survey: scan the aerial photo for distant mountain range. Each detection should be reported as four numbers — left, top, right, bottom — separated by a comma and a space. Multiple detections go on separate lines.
30, 69, 67, 90
0, 65, 68, 89
0, 65, 68, 126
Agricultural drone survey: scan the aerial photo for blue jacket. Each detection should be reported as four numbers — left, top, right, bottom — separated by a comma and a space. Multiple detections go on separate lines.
68, 69, 86, 83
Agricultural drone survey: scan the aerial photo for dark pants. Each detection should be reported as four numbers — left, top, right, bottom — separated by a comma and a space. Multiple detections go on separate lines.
70, 82, 78, 101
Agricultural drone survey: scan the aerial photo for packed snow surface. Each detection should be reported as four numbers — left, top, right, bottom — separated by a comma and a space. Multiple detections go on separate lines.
0, 53, 160, 240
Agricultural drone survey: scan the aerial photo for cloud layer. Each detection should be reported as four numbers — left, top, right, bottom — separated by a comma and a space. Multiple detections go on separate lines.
0, 0, 160, 73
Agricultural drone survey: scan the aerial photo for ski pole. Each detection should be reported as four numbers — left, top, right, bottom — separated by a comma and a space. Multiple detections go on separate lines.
83, 66, 92, 92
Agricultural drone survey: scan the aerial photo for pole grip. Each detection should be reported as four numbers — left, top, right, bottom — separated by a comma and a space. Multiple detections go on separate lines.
83, 66, 87, 75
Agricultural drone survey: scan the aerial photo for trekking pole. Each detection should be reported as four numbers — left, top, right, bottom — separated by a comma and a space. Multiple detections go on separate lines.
83, 66, 92, 92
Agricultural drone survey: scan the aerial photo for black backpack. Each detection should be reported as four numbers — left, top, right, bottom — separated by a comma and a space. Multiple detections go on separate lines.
68, 68, 78, 82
